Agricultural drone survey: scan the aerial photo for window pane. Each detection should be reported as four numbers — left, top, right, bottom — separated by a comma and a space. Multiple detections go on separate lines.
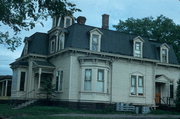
135, 42, 141, 50
138, 87, 143, 95
131, 87, 136, 95
20, 72, 26, 91
98, 70, 104, 81
138, 76, 143, 87
92, 34, 99, 51
84, 69, 92, 91
66, 18, 71, 27
96, 82, 104, 92
131, 76, 136, 87
60, 71, 63, 90
138, 76, 144, 95
56, 75, 59, 91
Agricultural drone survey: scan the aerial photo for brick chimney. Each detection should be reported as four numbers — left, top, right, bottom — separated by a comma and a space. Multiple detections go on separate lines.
102, 14, 109, 29
77, 16, 86, 25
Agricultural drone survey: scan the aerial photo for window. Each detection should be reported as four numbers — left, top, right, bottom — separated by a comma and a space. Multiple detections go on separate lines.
64, 17, 72, 28
59, 33, 65, 50
50, 40, 55, 53
20, 72, 26, 91
96, 69, 104, 92
91, 34, 99, 51
170, 84, 174, 98
24, 42, 28, 55
134, 41, 142, 57
84, 69, 92, 91
56, 71, 63, 91
161, 48, 168, 63
130, 75, 144, 96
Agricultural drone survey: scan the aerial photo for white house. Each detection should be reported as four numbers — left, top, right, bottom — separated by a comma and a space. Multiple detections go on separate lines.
10, 14, 180, 108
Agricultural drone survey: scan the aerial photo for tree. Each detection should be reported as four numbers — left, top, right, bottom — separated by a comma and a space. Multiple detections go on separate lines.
113, 15, 180, 62
176, 79, 180, 111
0, 0, 81, 51
39, 76, 56, 100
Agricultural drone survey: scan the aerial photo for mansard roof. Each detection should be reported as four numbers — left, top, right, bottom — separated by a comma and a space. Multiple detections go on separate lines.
19, 23, 179, 65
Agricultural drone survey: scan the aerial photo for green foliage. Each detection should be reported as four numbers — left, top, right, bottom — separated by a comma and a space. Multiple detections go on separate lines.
113, 15, 180, 62
39, 77, 56, 100
0, 0, 81, 51
176, 79, 180, 111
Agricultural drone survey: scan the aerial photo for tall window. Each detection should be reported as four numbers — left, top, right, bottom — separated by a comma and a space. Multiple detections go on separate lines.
56, 71, 63, 91
59, 34, 65, 50
64, 17, 72, 28
161, 48, 168, 63
50, 39, 55, 53
130, 75, 144, 96
84, 69, 92, 91
20, 72, 26, 91
134, 41, 142, 57
96, 69, 104, 92
170, 84, 174, 98
91, 34, 99, 51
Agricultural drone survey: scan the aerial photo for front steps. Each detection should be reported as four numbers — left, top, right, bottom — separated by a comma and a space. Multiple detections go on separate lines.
12, 99, 37, 109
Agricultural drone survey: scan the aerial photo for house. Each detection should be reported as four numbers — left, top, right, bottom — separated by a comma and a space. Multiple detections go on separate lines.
0, 75, 12, 100
10, 14, 180, 108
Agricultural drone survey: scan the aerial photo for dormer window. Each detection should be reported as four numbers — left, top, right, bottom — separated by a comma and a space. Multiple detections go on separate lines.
133, 36, 144, 58
24, 42, 28, 55
59, 33, 65, 50
160, 43, 169, 63
89, 28, 103, 52
64, 16, 72, 28
50, 39, 55, 53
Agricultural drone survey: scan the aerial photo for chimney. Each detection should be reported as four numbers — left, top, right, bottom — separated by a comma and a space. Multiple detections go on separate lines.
102, 14, 109, 29
77, 16, 86, 25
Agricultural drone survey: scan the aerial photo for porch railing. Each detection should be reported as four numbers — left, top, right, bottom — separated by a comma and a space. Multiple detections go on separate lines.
156, 97, 173, 106
20, 89, 36, 100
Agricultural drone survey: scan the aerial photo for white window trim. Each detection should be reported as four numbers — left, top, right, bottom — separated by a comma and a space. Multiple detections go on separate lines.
18, 70, 27, 92
89, 28, 103, 52
59, 33, 65, 50
130, 73, 144, 97
50, 39, 55, 54
64, 16, 72, 28
56, 70, 63, 92
133, 36, 144, 58
160, 44, 169, 63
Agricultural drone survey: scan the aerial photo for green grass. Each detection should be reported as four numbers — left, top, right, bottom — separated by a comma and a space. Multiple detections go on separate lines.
151, 109, 180, 115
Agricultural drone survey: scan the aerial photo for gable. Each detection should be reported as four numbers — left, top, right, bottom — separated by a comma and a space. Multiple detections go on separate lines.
155, 75, 173, 83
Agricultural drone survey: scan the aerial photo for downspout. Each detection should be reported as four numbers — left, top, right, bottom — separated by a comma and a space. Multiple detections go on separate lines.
110, 60, 113, 104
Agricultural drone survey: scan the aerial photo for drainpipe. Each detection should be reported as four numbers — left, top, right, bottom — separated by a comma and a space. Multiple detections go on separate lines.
110, 60, 113, 104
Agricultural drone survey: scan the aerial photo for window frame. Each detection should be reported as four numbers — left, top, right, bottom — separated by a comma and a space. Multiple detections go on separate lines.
89, 28, 103, 52
56, 70, 63, 92
58, 33, 65, 50
96, 69, 105, 92
130, 74, 144, 96
50, 39, 55, 53
133, 36, 144, 58
84, 69, 92, 91
161, 47, 169, 63
64, 16, 72, 28
19, 71, 26, 91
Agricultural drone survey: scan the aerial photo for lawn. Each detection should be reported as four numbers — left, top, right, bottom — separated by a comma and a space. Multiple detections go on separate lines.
0, 104, 180, 119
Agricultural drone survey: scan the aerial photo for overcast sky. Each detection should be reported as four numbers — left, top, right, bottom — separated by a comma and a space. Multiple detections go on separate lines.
0, 0, 180, 75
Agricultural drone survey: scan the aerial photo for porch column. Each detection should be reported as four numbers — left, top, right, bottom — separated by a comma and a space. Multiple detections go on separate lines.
38, 68, 42, 89
4, 80, 8, 96
1, 82, 4, 96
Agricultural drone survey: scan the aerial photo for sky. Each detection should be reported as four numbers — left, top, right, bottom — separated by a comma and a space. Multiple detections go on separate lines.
0, 0, 180, 75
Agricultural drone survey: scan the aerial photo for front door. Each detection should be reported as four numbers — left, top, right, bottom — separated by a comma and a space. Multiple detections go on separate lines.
155, 83, 161, 104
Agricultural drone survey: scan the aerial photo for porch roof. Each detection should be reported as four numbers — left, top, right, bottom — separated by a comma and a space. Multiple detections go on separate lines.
33, 60, 55, 68
155, 75, 173, 84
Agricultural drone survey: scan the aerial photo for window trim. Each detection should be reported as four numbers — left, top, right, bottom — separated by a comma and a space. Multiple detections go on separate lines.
160, 44, 169, 63
130, 73, 144, 96
133, 36, 144, 58
96, 69, 104, 92
58, 33, 65, 50
64, 16, 72, 28
50, 39, 55, 53
89, 28, 103, 52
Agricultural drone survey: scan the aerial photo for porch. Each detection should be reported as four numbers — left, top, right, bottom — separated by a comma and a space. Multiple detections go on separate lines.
155, 75, 174, 106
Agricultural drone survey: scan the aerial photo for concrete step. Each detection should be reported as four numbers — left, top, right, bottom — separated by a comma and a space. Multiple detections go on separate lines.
12, 100, 37, 109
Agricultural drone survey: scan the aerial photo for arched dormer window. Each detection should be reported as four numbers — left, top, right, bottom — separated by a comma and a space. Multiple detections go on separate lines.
160, 43, 170, 63
64, 16, 72, 28
133, 36, 144, 58
89, 28, 103, 52
23, 41, 28, 55
58, 33, 65, 50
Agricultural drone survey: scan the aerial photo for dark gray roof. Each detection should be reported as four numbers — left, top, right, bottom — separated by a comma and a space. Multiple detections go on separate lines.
0, 75, 12, 80
18, 23, 179, 65
21, 32, 49, 56
10, 60, 28, 67
34, 61, 55, 67
65, 23, 179, 65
